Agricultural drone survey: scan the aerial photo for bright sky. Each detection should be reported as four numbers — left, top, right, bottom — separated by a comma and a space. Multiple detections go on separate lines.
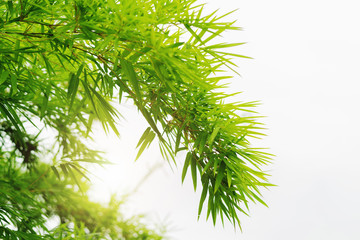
90, 0, 360, 239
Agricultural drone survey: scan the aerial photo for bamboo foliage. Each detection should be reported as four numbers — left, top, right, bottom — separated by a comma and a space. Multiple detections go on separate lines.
0, 0, 273, 233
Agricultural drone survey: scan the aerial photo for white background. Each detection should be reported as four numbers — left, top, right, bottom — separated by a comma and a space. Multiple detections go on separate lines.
90, 0, 360, 239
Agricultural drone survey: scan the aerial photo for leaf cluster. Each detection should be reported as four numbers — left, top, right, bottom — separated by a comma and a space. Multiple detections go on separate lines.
0, 152, 165, 239
0, 0, 273, 234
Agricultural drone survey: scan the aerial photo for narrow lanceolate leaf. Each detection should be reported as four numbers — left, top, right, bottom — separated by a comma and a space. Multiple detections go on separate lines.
59, 164, 68, 176
198, 133, 207, 155
67, 165, 83, 193
190, 153, 197, 191
136, 127, 151, 148
135, 130, 156, 160
129, 46, 152, 62
204, 42, 246, 50
226, 169, 232, 188
69, 163, 90, 182
198, 176, 209, 218
10, 74, 17, 96
67, 63, 84, 110
214, 161, 226, 193
184, 23, 204, 45
141, 108, 163, 141
0, 70, 9, 85
40, 85, 51, 119
0, 103, 24, 132
175, 126, 183, 153
182, 152, 192, 183
208, 125, 221, 146
121, 59, 142, 103
51, 166, 60, 180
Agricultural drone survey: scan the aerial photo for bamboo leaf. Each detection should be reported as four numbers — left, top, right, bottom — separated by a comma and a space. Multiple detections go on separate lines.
198, 176, 209, 218
10, 74, 17, 96
136, 127, 151, 148
214, 162, 225, 193
191, 153, 197, 191
135, 130, 156, 160
0, 70, 9, 85
59, 164, 68, 176
208, 125, 221, 146
67, 64, 83, 110
204, 42, 246, 49
141, 108, 163, 141
121, 59, 142, 103
184, 23, 204, 45
67, 165, 83, 193
51, 166, 60, 180
226, 169, 232, 188
181, 151, 192, 183
69, 163, 90, 182
0, 103, 24, 132
40, 84, 51, 119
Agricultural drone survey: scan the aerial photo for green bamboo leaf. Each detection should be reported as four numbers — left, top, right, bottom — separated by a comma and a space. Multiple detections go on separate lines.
181, 151, 192, 183
202, 160, 212, 175
67, 165, 83, 193
141, 108, 163, 141
59, 164, 68, 176
40, 84, 51, 119
191, 153, 197, 191
89, 85, 120, 135
226, 169, 232, 188
69, 163, 90, 182
135, 130, 156, 160
10, 74, 17, 96
121, 59, 142, 103
165, 42, 185, 49
42, 55, 55, 75
204, 42, 246, 50
0, 103, 24, 132
67, 74, 78, 110
7, 1, 14, 16
129, 46, 152, 62
198, 176, 209, 218
202, 28, 224, 45
214, 162, 225, 193
208, 125, 220, 146
212, 194, 218, 225
151, 59, 177, 92
184, 23, 204, 45
0, 70, 9, 86
251, 192, 268, 207
206, 192, 213, 220
175, 121, 186, 153
81, 79, 98, 114
198, 133, 207, 155
136, 127, 151, 148
51, 166, 60, 180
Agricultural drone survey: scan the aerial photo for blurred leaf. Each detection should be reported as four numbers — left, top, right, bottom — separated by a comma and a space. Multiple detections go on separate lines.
51, 166, 60, 180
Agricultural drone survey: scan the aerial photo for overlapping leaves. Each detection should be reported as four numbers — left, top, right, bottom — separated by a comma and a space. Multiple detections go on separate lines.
0, 0, 272, 230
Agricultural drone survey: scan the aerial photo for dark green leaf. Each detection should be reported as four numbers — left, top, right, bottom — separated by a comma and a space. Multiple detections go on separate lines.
181, 151, 192, 183
191, 153, 197, 191
51, 166, 60, 180
214, 161, 225, 193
